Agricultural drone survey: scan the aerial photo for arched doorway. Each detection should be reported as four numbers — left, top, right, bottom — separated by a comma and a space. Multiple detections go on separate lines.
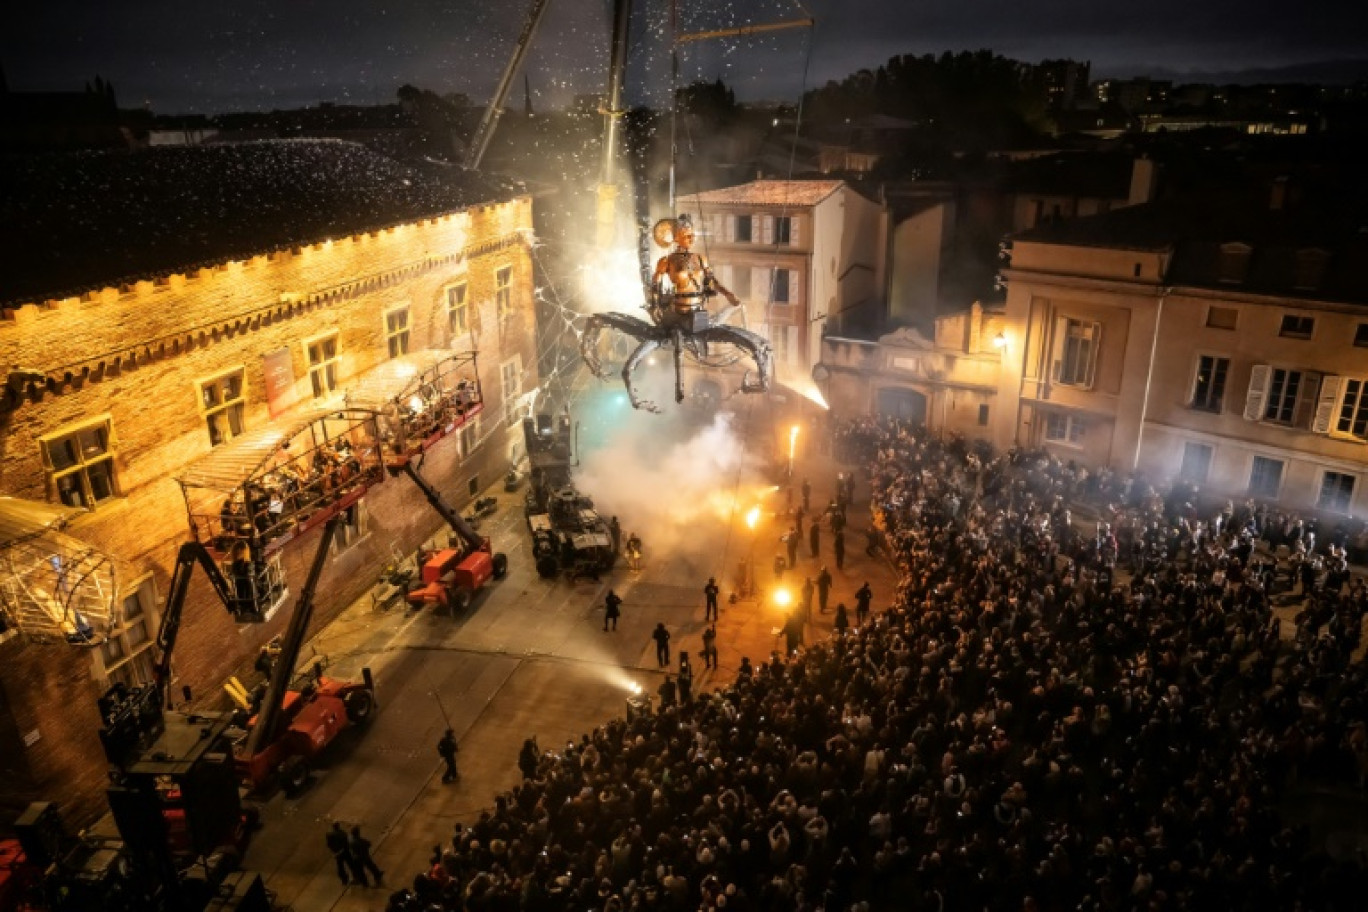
876, 387, 927, 424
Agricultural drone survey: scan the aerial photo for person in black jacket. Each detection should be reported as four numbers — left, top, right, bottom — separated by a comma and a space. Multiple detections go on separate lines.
652, 622, 671, 666
437, 729, 459, 783
349, 825, 383, 886
604, 589, 622, 631
325, 821, 353, 885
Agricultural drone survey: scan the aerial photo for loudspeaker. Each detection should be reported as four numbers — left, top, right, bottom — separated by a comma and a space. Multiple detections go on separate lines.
179, 752, 243, 856
15, 801, 64, 868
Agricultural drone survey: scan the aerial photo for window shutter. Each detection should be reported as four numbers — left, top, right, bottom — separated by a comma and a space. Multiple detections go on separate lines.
1294, 371, 1322, 429
790, 270, 801, 308
1084, 323, 1101, 388
786, 325, 800, 366
1312, 375, 1345, 435
791, 216, 802, 246
718, 265, 732, 290
761, 216, 773, 245
725, 215, 735, 242
1049, 316, 1068, 383
1244, 364, 1271, 421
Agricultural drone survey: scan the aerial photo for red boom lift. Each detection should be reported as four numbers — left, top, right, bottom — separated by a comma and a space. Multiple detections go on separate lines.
387, 453, 508, 613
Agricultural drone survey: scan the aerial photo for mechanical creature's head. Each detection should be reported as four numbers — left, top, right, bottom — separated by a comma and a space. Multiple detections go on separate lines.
675, 215, 696, 250
652, 214, 696, 251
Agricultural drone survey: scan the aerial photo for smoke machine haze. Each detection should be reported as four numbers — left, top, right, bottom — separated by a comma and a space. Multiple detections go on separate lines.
575, 411, 767, 563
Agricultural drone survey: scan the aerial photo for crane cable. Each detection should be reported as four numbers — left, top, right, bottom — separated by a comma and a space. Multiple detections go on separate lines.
662, 4, 816, 588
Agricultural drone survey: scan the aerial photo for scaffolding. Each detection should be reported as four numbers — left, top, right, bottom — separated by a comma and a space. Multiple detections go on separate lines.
0, 496, 122, 645
344, 350, 484, 462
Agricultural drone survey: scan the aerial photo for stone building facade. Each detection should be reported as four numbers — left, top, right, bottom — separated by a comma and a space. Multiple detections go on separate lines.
678, 179, 887, 395
821, 178, 1368, 524
0, 142, 538, 825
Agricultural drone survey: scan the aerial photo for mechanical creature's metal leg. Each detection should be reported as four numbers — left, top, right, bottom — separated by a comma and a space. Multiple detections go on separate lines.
579, 312, 659, 381
622, 337, 663, 413
672, 329, 686, 404
695, 325, 773, 396
579, 315, 612, 380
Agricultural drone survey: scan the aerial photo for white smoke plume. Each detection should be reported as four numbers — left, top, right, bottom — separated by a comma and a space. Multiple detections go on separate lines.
575, 405, 773, 572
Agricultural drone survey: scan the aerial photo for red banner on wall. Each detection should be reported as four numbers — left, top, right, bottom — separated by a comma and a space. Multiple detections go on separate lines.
262, 347, 296, 418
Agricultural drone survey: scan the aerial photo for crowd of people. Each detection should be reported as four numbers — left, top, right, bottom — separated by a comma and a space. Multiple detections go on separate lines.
384, 417, 1368, 911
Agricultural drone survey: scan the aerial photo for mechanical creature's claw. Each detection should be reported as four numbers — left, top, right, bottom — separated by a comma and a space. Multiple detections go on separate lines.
622, 336, 663, 412
578, 315, 612, 381
695, 325, 773, 397
580, 312, 659, 382
741, 371, 767, 394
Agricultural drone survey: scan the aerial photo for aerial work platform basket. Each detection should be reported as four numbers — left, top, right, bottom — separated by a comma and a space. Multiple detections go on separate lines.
0, 496, 122, 645
344, 349, 483, 463
174, 408, 382, 617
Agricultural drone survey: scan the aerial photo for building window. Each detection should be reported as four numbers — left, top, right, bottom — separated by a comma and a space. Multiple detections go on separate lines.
42, 418, 118, 508
1248, 456, 1283, 499
731, 266, 752, 300
1217, 242, 1251, 284
1293, 249, 1330, 291
1179, 442, 1213, 483
772, 268, 791, 304
305, 332, 340, 399
97, 576, 159, 689
1052, 317, 1100, 388
459, 413, 482, 460
1263, 368, 1303, 424
1318, 472, 1356, 514
1278, 314, 1315, 339
500, 355, 522, 427
1044, 412, 1084, 445
977, 404, 990, 426
495, 266, 513, 320
385, 306, 410, 358
1189, 355, 1229, 413
1354, 324, 1368, 348
767, 324, 799, 367
774, 216, 792, 245
200, 368, 246, 447
1206, 306, 1238, 330
447, 282, 469, 337
1336, 378, 1368, 440
332, 502, 370, 554
735, 215, 752, 243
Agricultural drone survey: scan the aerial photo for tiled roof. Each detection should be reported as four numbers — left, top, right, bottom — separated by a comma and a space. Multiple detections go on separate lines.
680, 179, 846, 208
0, 139, 525, 306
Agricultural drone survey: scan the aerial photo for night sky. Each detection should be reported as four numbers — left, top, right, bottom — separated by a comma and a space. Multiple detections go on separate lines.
3, 0, 1365, 115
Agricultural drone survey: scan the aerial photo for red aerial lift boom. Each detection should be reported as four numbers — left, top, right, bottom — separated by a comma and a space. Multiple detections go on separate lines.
386, 453, 508, 612
234, 514, 374, 792
99, 515, 372, 800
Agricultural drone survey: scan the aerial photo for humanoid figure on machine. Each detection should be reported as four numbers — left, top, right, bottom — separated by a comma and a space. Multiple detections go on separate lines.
580, 214, 773, 412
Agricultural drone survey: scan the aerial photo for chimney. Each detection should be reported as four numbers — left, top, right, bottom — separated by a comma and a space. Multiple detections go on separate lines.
1127, 157, 1157, 206
1270, 176, 1289, 211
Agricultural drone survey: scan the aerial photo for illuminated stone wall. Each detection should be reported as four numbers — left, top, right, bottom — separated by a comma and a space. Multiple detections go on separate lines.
0, 195, 538, 826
